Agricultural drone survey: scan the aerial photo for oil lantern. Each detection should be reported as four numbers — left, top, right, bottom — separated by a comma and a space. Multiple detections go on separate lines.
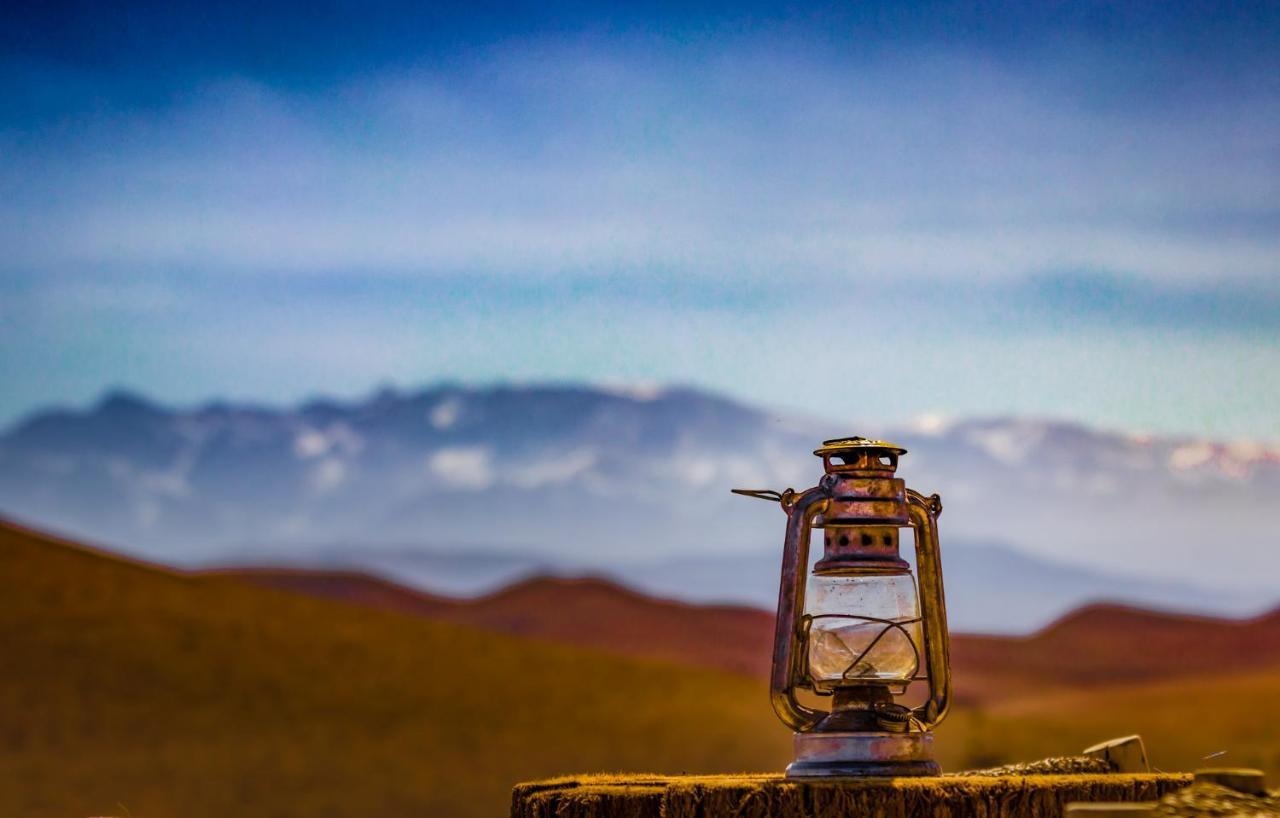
734, 437, 951, 777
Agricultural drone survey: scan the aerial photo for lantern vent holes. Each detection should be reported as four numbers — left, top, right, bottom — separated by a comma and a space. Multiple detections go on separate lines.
826, 453, 898, 469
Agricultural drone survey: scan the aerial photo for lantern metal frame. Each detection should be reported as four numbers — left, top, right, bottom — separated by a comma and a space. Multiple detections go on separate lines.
735, 437, 952, 778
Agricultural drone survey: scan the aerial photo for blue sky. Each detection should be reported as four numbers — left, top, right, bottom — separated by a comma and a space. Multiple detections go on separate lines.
1, 1, 1278, 438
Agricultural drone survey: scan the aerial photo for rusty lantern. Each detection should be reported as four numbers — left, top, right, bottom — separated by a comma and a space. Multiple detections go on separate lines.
734, 437, 951, 777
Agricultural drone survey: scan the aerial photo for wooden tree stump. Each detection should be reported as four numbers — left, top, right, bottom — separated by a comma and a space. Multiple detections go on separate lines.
510, 773, 1192, 818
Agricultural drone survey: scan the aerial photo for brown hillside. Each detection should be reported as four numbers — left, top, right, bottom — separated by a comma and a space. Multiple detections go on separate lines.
209, 565, 461, 618
222, 567, 776, 677
0, 517, 790, 818
222, 564, 1280, 706
949, 603, 1280, 703
3, 515, 1279, 801
461, 576, 776, 676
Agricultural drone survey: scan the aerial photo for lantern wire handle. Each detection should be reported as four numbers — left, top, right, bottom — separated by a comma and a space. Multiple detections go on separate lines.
731, 488, 785, 502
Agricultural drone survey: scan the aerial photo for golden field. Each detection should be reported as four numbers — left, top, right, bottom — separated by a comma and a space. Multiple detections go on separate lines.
2, 517, 1278, 817
0, 520, 789, 818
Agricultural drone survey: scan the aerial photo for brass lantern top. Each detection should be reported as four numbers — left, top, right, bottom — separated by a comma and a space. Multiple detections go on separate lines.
812, 436, 908, 457
813, 437, 908, 477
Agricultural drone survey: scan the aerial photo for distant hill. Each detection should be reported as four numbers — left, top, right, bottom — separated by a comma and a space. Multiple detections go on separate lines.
949, 603, 1280, 706
216, 567, 776, 676
605, 541, 1275, 633
217, 559, 1280, 706
1, 383, 1278, 631
0, 517, 789, 818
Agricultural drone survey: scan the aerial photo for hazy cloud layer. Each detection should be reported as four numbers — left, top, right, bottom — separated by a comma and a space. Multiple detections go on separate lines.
1, 2, 1277, 437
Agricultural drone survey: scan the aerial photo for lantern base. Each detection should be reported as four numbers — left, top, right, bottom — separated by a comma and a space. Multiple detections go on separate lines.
786, 730, 939, 778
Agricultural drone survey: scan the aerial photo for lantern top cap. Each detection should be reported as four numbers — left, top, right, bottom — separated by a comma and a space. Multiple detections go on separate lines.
813, 436, 908, 457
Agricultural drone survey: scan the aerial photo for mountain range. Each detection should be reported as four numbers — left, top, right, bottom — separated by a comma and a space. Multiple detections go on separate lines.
1, 383, 1276, 632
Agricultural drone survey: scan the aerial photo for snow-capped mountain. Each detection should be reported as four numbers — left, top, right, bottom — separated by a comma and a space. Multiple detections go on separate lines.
1, 383, 1276, 631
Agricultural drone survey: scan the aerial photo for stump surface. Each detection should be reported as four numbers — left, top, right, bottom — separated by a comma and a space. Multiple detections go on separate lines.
510, 773, 1192, 818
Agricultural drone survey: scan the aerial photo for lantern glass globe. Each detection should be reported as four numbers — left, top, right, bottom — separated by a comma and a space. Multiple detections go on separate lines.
804, 573, 923, 685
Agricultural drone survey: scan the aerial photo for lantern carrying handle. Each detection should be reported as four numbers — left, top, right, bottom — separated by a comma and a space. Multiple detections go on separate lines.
732, 488, 800, 507
731, 488, 783, 502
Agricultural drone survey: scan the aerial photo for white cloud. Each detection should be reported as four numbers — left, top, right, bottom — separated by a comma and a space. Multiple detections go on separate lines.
911, 414, 952, 437
294, 429, 330, 458
310, 458, 347, 493
964, 424, 1047, 466
4, 45, 1276, 286
508, 449, 597, 489
3, 40, 1279, 442
293, 423, 364, 459
429, 398, 462, 430
141, 470, 190, 499
428, 446, 494, 489
1168, 443, 1214, 471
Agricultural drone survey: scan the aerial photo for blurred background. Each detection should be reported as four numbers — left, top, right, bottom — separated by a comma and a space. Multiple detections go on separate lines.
1, 2, 1278, 817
